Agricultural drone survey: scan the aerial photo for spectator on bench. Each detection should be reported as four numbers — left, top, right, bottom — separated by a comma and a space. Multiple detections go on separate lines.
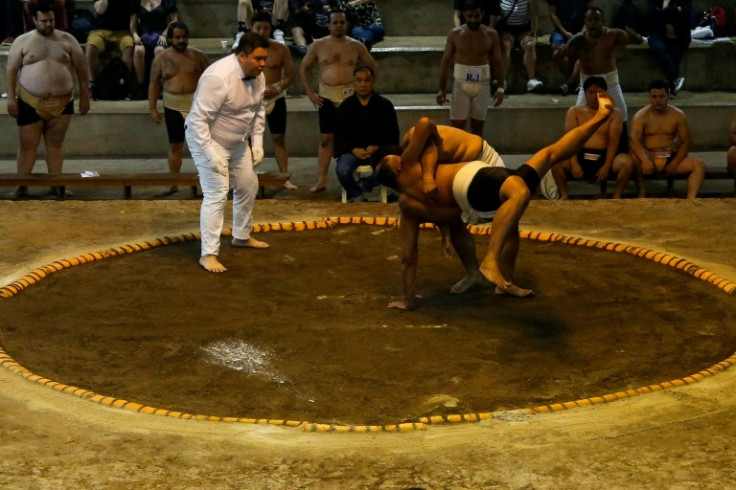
5, 0, 90, 199
334, 66, 399, 202
491, 0, 543, 92
344, 0, 383, 51
86, 0, 137, 99
148, 21, 208, 195
551, 76, 633, 199
630, 80, 705, 199
547, 0, 595, 95
132, 0, 178, 99
288, 0, 339, 55
236, 0, 288, 45
645, 0, 692, 97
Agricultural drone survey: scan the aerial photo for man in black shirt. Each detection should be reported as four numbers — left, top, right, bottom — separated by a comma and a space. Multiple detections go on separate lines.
334, 66, 399, 202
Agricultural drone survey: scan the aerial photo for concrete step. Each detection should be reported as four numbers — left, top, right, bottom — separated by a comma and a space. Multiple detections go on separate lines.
1, 91, 734, 158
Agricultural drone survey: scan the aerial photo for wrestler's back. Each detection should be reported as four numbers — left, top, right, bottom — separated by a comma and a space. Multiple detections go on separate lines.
436, 126, 485, 163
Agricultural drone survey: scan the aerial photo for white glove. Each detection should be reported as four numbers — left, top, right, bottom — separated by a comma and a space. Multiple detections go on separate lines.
209, 156, 228, 175
251, 146, 264, 167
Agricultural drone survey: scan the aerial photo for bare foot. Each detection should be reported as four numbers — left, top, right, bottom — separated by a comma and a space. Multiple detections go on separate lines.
199, 255, 227, 273
309, 182, 326, 193
231, 237, 270, 248
450, 270, 484, 294
495, 284, 534, 297
282, 180, 298, 190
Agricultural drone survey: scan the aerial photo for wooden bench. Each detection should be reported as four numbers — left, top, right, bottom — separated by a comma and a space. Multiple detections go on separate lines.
600, 168, 736, 196
0, 172, 291, 200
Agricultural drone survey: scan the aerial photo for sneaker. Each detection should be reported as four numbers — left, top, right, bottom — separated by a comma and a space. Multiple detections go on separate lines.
673, 77, 685, 95
289, 43, 308, 56
273, 29, 285, 44
539, 173, 560, 200
527, 78, 543, 92
1, 37, 15, 46
559, 83, 569, 96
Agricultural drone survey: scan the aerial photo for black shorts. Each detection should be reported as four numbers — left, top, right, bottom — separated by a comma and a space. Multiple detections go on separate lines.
618, 121, 630, 154
17, 96, 74, 126
266, 97, 287, 135
318, 98, 338, 134
467, 164, 541, 212
496, 22, 532, 41
577, 149, 607, 182
164, 107, 186, 144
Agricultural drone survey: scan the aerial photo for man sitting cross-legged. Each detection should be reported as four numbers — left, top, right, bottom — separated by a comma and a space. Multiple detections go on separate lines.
372, 93, 614, 310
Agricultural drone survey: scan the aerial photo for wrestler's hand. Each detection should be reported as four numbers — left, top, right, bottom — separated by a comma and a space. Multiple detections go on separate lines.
79, 95, 90, 116
571, 162, 584, 179
439, 224, 454, 259
597, 164, 611, 182
7, 98, 19, 119
210, 156, 229, 175
641, 157, 654, 175
308, 92, 323, 109
264, 86, 279, 99
251, 146, 264, 167
492, 89, 504, 107
149, 108, 161, 124
436, 91, 448, 106
422, 176, 439, 202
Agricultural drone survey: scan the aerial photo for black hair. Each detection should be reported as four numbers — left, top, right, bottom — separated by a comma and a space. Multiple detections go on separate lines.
234, 31, 270, 54
583, 76, 607, 91
463, 0, 482, 12
353, 66, 374, 77
648, 80, 670, 92
251, 11, 272, 26
371, 145, 405, 190
30, 0, 54, 17
166, 21, 189, 40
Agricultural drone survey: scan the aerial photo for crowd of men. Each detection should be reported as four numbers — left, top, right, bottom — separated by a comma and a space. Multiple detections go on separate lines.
3, 1, 732, 289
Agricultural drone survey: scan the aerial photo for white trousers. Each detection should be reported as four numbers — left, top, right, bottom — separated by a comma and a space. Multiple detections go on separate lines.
188, 139, 258, 257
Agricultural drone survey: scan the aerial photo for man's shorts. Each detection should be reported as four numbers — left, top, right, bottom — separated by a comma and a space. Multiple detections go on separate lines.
86, 29, 135, 54
164, 107, 186, 144
266, 97, 287, 134
17, 97, 73, 126
496, 22, 532, 41
577, 149, 606, 182
318, 98, 338, 134
549, 30, 566, 46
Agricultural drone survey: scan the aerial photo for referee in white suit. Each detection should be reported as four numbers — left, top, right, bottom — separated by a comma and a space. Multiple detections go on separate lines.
186, 32, 271, 273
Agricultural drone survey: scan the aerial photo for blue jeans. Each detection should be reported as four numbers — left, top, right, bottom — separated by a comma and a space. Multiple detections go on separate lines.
351, 24, 385, 44
647, 33, 686, 85
335, 152, 377, 200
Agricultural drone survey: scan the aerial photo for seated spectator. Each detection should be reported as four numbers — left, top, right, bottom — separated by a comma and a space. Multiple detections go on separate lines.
612, 0, 645, 34
551, 76, 633, 199
344, 0, 383, 50
236, 0, 288, 44
645, 0, 692, 96
728, 111, 736, 176
85, 0, 137, 99
23, 0, 67, 33
334, 66, 399, 202
2, 0, 24, 44
491, 0, 543, 92
453, 0, 497, 27
547, 0, 594, 95
630, 80, 705, 198
288, 0, 337, 55
132, 0, 178, 98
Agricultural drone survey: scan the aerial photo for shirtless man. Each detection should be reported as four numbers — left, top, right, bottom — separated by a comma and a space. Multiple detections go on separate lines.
148, 21, 208, 195
373, 93, 614, 310
438, 0, 504, 137
299, 8, 377, 192
563, 7, 642, 125
251, 11, 298, 190
728, 111, 736, 176
629, 80, 705, 199
5, 0, 90, 199
551, 76, 633, 199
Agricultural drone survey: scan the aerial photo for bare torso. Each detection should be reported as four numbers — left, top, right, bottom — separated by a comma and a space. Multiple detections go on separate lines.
636, 106, 681, 152
16, 30, 77, 96
567, 105, 618, 150
263, 39, 288, 86
402, 125, 485, 163
157, 47, 208, 94
571, 28, 621, 74
398, 162, 466, 224
312, 36, 365, 86
447, 25, 496, 66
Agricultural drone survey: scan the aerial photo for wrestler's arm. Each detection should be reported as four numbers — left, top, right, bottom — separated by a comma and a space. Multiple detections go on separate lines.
527, 93, 614, 169
68, 34, 90, 115
437, 30, 457, 105
279, 45, 298, 92
668, 111, 693, 172
298, 42, 321, 108
629, 109, 654, 174
599, 109, 623, 182
489, 29, 504, 106
357, 43, 378, 78
617, 26, 644, 45
390, 208, 421, 310
148, 53, 163, 123
564, 107, 584, 178
5, 38, 23, 118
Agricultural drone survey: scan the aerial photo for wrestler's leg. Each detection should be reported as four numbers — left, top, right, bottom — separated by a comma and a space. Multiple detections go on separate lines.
468, 119, 484, 136
313, 132, 332, 192
494, 222, 532, 297
43, 114, 72, 173
551, 159, 573, 200
17, 120, 43, 174
629, 152, 647, 197
168, 142, 184, 173
448, 222, 484, 294
479, 176, 532, 296
728, 146, 736, 176
672, 155, 706, 199
611, 153, 633, 199
450, 82, 469, 131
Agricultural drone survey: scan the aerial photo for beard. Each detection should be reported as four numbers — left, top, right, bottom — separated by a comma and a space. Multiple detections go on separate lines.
467, 21, 481, 30
172, 42, 188, 51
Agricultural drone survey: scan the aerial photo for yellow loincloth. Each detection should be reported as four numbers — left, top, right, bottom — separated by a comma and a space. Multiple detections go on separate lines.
318, 81, 355, 106
163, 90, 194, 118
19, 85, 74, 121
